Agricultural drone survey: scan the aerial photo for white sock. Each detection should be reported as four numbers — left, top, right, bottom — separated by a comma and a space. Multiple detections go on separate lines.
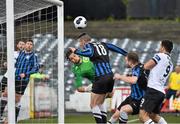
0, 97, 7, 101
99, 102, 107, 113
119, 111, 128, 123
158, 117, 167, 124
144, 119, 154, 124
108, 116, 117, 124
92, 105, 102, 119
99, 102, 107, 123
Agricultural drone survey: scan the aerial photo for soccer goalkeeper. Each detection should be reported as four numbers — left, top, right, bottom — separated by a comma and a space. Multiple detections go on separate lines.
65, 49, 95, 92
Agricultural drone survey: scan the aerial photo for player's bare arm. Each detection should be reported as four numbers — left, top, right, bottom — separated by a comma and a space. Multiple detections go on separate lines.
144, 59, 156, 70
113, 73, 138, 84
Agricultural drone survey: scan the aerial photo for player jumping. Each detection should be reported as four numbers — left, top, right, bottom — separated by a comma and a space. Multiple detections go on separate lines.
69, 33, 127, 123
65, 49, 95, 92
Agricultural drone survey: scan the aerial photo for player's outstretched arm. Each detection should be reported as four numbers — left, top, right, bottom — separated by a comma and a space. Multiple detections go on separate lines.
70, 44, 94, 57
113, 73, 138, 84
106, 43, 127, 56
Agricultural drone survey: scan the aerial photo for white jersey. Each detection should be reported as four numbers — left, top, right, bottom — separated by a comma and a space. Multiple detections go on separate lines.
148, 53, 173, 94
4, 51, 20, 78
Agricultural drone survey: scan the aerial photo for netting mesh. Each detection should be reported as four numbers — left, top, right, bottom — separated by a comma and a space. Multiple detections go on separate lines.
0, 0, 59, 123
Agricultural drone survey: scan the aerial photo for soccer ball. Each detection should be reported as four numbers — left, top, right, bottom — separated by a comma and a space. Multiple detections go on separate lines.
73, 16, 87, 29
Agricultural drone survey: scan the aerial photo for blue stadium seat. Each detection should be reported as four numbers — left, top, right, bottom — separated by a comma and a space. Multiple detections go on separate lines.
31, 36, 180, 98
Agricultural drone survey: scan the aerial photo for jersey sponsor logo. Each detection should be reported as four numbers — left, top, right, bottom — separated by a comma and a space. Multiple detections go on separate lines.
82, 57, 89, 62
154, 55, 161, 61
26, 55, 30, 60
75, 66, 79, 70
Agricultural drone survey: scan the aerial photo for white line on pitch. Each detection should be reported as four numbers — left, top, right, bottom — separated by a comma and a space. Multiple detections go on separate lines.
128, 118, 139, 123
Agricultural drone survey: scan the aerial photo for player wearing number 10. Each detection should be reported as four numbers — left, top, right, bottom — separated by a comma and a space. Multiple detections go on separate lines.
69, 33, 127, 124
139, 40, 174, 124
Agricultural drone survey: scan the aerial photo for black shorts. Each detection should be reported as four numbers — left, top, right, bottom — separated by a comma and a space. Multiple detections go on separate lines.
0, 76, 8, 92
140, 87, 165, 114
92, 74, 114, 94
117, 96, 142, 115
0, 76, 29, 95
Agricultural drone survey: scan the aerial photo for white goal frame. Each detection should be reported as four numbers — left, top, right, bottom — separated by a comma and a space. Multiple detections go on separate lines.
6, 0, 64, 123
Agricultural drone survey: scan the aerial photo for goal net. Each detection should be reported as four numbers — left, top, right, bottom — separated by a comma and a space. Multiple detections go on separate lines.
0, 0, 63, 123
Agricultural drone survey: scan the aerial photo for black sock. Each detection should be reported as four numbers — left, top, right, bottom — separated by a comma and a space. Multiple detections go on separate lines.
93, 114, 102, 123
0, 99, 7, 117
15, 106, 21, 122
101, 111, 107, 123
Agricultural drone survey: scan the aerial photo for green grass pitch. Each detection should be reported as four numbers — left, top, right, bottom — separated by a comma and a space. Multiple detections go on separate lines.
18, 113, 180, 123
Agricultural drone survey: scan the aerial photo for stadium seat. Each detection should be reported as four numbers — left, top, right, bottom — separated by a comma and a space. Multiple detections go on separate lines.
29, 36, 180, 98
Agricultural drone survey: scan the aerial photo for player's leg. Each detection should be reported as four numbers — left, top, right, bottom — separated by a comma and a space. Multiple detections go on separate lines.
90, 92, 106, 123
99, 74, 115, 123
108, 109, 120, 124
98, 97, 107, 123
149, 113, 167, 124
118, 96, 140, 124
150, 90, 167, 124
118, 105, 132, 123
0, 77, 8, 120
108, 96, 131, 124
91, 74, 114, 123
149, 96, 167, 124
139, 92, 154, 123
139, 109, 154, 124
139, 88, 165, 124
15, 80, 29, 122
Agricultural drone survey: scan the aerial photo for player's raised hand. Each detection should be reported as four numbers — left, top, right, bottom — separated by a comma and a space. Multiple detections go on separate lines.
113, 73, 122, 80
69, 47, 76, 53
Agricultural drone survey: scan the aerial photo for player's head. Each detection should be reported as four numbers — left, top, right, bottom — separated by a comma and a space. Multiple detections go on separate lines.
160, 40, 173, 53
125, 52, 139, 68
66, 49, 80, 64
25, 39, 33, 52
77, 33, 91, 48
175, 65, 180, 73
16, 40, 25, 51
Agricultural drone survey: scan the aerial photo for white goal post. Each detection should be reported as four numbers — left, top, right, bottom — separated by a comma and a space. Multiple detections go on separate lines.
5, 0, 64, 123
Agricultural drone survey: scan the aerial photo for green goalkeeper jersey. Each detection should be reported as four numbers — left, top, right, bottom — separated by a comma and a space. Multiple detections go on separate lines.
72, 56, 95, 88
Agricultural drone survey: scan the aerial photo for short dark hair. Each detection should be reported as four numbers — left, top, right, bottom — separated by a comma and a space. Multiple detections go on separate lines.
25, 39, 33, 43
161, 40, 173, 53
77, 33, 91, 42
127, 52, 139, 64
77, 32, 87, 39
65, 49, 73, 60
17, 40, 25, 43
